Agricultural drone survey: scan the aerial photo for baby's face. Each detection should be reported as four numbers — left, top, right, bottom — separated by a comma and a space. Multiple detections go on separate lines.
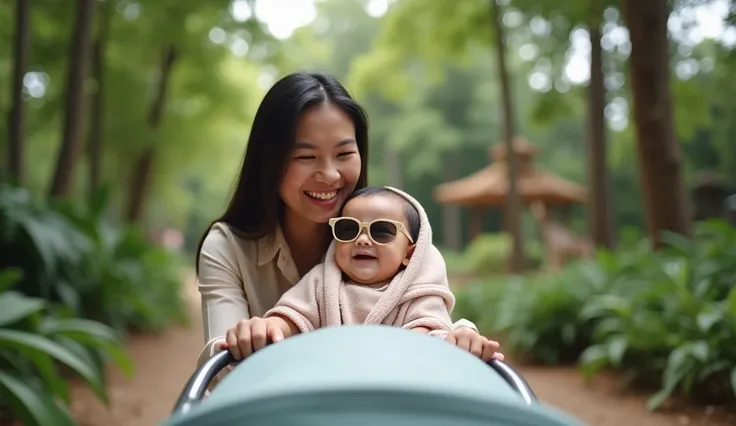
333, 195, 414, 285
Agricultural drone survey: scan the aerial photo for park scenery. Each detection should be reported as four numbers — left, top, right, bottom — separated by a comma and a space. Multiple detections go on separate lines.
0, 0, 735, 425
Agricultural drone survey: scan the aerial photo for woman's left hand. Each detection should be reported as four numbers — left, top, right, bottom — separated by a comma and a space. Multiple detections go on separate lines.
445, 327, 505, 362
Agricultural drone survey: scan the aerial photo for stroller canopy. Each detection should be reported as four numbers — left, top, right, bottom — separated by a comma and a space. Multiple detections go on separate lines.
164, 325, 583, 426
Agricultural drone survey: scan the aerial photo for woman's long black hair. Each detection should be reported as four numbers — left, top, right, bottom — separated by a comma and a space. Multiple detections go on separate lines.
195, 72, 370, 270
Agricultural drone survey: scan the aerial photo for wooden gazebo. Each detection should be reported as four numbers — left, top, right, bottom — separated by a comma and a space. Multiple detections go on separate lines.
433, 137, 590, 268
434, 137, 586, 208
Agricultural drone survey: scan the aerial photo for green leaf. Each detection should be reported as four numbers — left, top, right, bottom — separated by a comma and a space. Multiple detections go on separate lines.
606, 336, 628, 367
726, 287, 736, 316
39, 317, 135, 376
0, 291, 46, 326
0, 371, 76, 426
660, 230, 694, 256
647, 384, 676, 412
578, 344, 609, 380
689, 341, 710, 363
649, 344, 698, 411
0, 268, 23, 292
696, 307, 722, 332
25, 350, 69, 404
579, 295, 629, 321
0, 329, 107, 402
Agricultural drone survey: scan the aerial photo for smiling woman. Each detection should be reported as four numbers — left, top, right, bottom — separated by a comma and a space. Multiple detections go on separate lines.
194, 72, 485, 386
280, 102, 362, 227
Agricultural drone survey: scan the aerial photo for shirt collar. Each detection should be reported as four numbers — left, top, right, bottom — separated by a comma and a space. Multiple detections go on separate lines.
256, 224, 287, 266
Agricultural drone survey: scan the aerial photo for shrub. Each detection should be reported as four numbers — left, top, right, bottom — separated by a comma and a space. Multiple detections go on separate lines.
441, 233, 543, 277
454, 257, 614, 364
0, 268, 133, 425
580, 220, 736, 410
453, 220, 736, 411
0, 185, 188, 333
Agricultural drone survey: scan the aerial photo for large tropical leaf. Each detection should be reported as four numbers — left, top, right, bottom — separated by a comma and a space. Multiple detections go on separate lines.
0, 329, 107, 401
39, 317, 135, 376
0, 291, 46, 327
0, 371, 76, 426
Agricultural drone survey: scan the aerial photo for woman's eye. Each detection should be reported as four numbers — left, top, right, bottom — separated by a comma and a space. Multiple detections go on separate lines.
294, 155, 315, 160
337, 151, 357, 158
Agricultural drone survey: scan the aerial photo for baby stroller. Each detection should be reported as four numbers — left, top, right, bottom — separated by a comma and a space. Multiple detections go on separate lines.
164, 325, 584, 425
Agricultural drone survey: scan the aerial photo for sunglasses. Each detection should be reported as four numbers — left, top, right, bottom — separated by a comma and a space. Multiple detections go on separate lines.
328, 217, 415, 245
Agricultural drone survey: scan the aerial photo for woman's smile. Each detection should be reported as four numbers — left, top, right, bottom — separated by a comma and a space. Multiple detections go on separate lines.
304, 190, 339, 200
303, 189, 341, 208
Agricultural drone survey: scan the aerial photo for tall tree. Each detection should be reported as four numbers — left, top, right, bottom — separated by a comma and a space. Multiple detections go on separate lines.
491, 0, 526, 272
125, 45, 178, 223
586, 3, 614, 249
87, 0, 114, 200
49, 0, 96, 198
623, 0, 692, 246
7, 0, 31, 186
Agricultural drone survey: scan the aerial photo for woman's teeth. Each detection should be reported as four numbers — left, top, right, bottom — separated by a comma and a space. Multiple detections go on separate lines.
305, 190, 338, 200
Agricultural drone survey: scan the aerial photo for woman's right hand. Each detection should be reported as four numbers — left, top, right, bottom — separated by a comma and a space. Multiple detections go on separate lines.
221, 317, 286, 361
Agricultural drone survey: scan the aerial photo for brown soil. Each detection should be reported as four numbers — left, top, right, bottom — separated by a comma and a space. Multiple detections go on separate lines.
69, 274, 736, 426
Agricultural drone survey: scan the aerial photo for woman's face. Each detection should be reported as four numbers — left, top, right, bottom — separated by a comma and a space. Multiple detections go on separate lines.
279, 101, 362, 225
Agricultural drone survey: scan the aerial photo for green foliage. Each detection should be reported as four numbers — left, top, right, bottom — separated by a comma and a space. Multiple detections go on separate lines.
0, 0, 271, 236
0, 184, 188, 333
0, 268, 133, 425
442, 233, 544, 277
454, 219, 736, 410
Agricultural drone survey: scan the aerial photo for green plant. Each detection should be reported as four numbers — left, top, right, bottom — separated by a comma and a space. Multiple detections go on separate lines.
454, 257, 612, 364
0, 268, 134, 426
441, 233, 543, 277
455, 219, 736, 411
579, 220, 736, 410
0, 184, 188, 333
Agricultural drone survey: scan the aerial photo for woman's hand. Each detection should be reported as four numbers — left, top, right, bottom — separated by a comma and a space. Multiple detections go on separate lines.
445, 327, 505, 362
221, 317, 287, 361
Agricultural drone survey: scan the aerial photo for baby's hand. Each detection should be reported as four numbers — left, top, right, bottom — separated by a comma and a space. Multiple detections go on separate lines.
221, 317, 286, 361
444, 327, 505, 362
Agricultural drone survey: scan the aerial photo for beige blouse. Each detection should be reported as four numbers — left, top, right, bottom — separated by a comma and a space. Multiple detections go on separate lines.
196, 221, 478, 369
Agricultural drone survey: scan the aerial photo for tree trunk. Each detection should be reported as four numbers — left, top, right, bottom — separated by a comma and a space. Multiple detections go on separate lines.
49, 0, 96, 198
622, 0, 692, 247
442, 155, 462, 251
125, 46, 178, 223
586, 15, 614, 249
87, 0, 113, 201
6, 0, 30, 186
490, 0, 526, 272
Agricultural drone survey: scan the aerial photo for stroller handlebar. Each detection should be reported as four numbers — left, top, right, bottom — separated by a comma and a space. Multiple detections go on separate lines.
172, 347, 538, 417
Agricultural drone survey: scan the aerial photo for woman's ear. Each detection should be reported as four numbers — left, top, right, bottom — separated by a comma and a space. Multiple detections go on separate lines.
402, 244, 416, 266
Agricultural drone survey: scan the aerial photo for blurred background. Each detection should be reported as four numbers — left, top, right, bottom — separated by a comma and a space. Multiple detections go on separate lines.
1, 0, 735, 425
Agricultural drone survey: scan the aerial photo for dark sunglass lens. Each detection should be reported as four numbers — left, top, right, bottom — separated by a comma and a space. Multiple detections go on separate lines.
334, 219, 359, 241
370, 221, 398, 244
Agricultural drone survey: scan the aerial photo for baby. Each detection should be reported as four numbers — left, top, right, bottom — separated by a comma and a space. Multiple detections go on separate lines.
223, 186, 502, 360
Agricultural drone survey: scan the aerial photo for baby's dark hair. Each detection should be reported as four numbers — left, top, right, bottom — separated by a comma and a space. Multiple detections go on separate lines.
343, 186, 420, 242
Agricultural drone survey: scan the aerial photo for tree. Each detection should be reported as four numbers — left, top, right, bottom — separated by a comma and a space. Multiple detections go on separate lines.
87, 0, 113, 200
623, 0, 692, 246
125, 46, 178, 223
6, 0, 30, 186
48, 0, 96, 198
490, 0, 526, 272
349, 0, 527, 270
586, 1, 614, 248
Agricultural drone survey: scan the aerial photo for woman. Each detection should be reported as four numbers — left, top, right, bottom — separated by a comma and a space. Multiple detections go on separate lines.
196, 72, 497, 373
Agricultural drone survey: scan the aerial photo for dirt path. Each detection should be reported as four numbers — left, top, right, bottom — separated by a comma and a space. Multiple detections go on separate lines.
70, 276, 734, 426
518, 366, 733, 426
